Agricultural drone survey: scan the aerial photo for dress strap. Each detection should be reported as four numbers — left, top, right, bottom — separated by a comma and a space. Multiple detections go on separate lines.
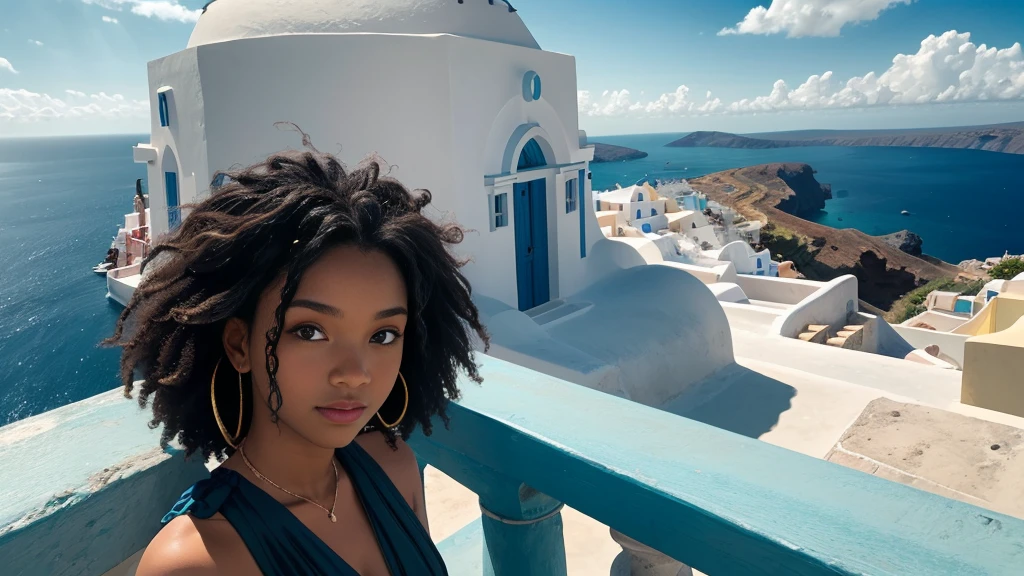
338, 442, 448, 575
161, 468, 239, 524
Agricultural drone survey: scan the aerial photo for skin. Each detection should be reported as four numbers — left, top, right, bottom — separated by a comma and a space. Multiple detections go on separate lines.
137, 245, 429, 575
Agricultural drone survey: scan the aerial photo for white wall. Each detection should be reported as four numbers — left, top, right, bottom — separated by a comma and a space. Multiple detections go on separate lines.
716, 240, 772, 275
545, 264, 735, 407
584, 237, 648, 287
772, 275, 859, 338
892, 325, 968, 368
604, 236, 664, 264
145, 48, 208, 241
736, 275, 823, 305
688, 225, 721, 249
656, 261, 726, 285
633, 214, 670, 234
902, 310, 969, 332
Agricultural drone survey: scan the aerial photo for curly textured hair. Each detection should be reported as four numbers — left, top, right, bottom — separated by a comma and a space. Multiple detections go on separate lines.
104, 143, 489, 460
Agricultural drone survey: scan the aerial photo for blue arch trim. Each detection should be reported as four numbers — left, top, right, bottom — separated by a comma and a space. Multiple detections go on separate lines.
518, 139, 546, 170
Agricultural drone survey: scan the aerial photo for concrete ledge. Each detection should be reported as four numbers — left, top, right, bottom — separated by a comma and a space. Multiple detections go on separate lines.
0, 389, 209, 576
825, 397, 1023, 519
132, 144, 157, 164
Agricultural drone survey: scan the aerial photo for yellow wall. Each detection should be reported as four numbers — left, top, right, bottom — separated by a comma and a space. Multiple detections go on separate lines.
961, 315, 1024, 419
994, 293, 1024, 333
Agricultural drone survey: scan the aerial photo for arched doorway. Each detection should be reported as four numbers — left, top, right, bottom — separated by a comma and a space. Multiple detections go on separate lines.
161, 147, 181, 230
513, 138, 549, 311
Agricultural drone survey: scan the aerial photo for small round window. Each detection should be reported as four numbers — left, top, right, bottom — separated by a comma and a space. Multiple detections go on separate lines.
523, 71, 542, 102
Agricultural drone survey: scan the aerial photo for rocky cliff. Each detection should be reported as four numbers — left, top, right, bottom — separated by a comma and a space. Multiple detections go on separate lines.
773, 164, 832, 215
687, 163, 967, 310
668, 122, 1024, 155
591, 142, 649, 163
879, 230, 923, 256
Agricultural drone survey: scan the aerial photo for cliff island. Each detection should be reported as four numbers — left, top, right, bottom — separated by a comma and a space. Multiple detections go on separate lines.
669, 121, 1024, 155
591, 142, 648, 163
687, 163, 971, 310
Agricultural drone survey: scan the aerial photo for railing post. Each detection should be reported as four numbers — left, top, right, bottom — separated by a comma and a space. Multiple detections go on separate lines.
609, 529, 693, 576
477, 482, 567, 576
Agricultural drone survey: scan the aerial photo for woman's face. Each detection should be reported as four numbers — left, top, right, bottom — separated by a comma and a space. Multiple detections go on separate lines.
241, 244, 408, 449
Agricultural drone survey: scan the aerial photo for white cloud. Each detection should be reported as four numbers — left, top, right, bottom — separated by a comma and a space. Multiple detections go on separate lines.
29, 39, 44, 46
580, 31, 1024, 118
129, 1, 201, 23
719, 0, 912, 38
0, 57, 17, 74
83, 0, 201, 24
0, 88, 149, 123
102, 15, 119, 24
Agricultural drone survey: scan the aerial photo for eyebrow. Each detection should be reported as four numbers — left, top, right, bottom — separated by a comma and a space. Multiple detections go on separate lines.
374, 306, 408, 320
289, 300, 407, 321
289, 299, 341, 317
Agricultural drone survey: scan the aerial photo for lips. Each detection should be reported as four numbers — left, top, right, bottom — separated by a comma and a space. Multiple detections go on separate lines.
315, 401, 367, 425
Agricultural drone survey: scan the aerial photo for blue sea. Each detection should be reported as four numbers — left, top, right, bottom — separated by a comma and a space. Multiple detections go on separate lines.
1, 133, 1022, 424
0, 135, 146, 425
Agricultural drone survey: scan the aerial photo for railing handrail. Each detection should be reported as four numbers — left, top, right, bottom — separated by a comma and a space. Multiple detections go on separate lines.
410, 355, 1024, 576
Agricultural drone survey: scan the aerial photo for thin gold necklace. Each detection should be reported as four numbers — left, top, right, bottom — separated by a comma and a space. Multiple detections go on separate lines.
238, 441, 339, 523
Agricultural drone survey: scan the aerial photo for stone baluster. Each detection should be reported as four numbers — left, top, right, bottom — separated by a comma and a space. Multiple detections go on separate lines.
609, 528, 693, 576
478, 483, 567, 576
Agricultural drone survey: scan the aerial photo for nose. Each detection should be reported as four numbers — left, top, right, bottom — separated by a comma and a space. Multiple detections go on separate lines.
328, 345, 371, 389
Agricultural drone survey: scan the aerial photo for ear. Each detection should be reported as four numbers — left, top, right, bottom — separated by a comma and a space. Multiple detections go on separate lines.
222, 317, 251, 373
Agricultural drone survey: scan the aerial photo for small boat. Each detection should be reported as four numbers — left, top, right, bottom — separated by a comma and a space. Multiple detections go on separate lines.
92, 262, 114, 275
901, 210, 911, 216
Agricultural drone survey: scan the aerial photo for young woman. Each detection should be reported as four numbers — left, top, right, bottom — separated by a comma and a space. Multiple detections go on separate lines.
106, 141, 488, 575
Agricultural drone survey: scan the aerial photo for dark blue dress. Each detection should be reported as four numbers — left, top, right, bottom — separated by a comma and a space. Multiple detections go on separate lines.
162, 442, 447, 575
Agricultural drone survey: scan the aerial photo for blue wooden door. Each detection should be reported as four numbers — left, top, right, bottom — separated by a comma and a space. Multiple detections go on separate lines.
165, 172, 180, 229
513, 178, 550, 311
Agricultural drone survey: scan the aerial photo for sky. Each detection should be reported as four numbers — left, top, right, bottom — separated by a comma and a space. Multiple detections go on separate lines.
1, 0, 1022, 137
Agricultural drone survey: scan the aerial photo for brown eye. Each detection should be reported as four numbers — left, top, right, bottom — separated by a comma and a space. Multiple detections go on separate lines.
370, 330, 400, 345
294, 325, 326, 341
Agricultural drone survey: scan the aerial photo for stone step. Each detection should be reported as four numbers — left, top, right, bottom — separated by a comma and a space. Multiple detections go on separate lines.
842, 325, 864, 332
808, 324, 829, 332
798, 332, 817, 342
837, 330, 859, 338
826, 337, 848, 347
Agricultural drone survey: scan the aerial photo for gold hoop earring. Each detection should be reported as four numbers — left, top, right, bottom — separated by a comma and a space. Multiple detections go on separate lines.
211, 358, 244, 449
377, 372, 409, 429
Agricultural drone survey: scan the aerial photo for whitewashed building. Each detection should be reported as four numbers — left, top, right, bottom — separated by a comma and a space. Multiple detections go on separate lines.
130, 0, 603, 314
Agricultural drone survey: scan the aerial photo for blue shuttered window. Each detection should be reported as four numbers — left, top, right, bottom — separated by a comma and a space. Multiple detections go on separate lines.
494, 193, 508, 228
565, 179, 577, 214
579, 169, 587, 258
158, 93, 169, 127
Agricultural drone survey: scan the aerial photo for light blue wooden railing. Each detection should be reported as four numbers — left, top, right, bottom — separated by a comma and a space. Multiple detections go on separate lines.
2, 356, 1023, 575
411, 356, 1024, 576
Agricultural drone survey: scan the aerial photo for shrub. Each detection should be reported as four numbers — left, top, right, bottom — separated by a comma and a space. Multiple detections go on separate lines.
990, 258, 1024, 280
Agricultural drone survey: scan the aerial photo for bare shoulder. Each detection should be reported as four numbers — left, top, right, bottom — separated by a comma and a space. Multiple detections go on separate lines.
135, 515, 221, 576
355, 432, 422, 502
